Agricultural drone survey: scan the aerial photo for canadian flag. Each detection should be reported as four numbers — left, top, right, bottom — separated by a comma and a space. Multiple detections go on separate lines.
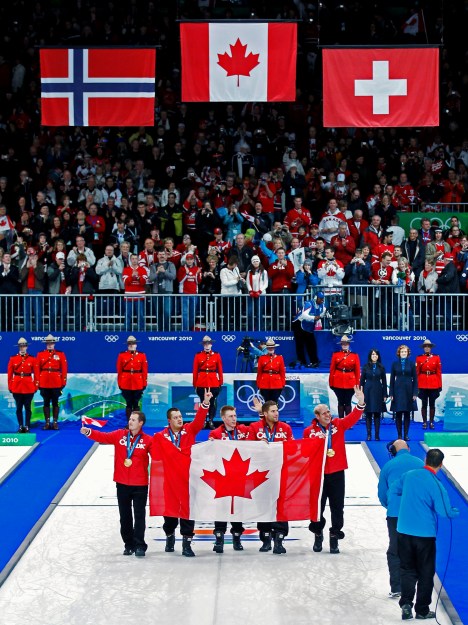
323, 47, 439, 127
0, 214, 15, 234
180, 22, 297, 102
150, 439, 326, 522
81, 416, 108, 428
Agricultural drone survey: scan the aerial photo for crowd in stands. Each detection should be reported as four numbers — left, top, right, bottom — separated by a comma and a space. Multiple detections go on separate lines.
0, 1, 467, 331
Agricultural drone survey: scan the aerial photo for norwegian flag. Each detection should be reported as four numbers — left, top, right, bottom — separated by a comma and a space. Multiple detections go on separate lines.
82, 416, 108, 428
40, 48, 156, 126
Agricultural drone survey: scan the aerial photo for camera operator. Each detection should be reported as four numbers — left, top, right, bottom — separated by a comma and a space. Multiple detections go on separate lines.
292, 291, 326, 368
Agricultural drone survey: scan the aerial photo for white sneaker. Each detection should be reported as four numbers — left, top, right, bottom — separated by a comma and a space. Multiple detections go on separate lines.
389, 591, 401, 598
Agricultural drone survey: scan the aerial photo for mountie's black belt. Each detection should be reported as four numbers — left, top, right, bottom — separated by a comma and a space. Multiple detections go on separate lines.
337, 368, 354, 372
14, 373, 32, 377
42, 368, 61, 373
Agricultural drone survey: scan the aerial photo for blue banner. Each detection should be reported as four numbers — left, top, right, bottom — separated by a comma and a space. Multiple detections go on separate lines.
0, 331, 467, 374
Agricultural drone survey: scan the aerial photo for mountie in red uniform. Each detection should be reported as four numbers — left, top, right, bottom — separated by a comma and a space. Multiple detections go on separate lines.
86, 428, 153, 486
193, 350, 223, 389
249, 418, 293, 442
117, 350, 148, 391
304, 406, 364, 474
36, 349, 67, 388
209, 424, 250, 440
415, 353, 442, 390
329, 351, 360, 389
8, 350, 39, 432
256, 354, 286, 390
8, 353, 38, 394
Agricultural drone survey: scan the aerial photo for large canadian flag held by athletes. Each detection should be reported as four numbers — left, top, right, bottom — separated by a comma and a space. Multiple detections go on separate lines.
323, 47, 439, 127
180, 22, 297, 102
150, 439, 326, 522
40, 48, 156, 126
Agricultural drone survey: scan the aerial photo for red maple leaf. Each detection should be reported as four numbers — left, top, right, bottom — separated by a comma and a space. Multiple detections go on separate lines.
201, 448, 269, 514
217, 38, 260, 87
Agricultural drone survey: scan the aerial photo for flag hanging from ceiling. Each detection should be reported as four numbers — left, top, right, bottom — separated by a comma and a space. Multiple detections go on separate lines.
150, 438, 326, 522
322, 47, 439, 127
40, 48, 156, 127
180, 22, 297, 102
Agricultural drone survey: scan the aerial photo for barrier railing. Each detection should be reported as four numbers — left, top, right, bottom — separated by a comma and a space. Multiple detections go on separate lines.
0, 289, 466, 333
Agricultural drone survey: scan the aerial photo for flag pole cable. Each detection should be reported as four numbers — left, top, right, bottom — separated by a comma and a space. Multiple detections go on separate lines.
421, 9, 429, 45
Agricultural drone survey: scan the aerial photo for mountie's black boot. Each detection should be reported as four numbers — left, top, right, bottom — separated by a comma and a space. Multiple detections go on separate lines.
232, 533, 243, 551
259, 532, 272, 552
165, 534, 175, 552
273, 532, 286, 555
182, 536, 195, 557
213, 531, 224, 554
313, 532, 323, 552
329, 533, 340, 554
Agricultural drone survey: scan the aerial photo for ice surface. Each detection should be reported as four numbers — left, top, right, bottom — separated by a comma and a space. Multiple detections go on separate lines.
0, 444, 453, 625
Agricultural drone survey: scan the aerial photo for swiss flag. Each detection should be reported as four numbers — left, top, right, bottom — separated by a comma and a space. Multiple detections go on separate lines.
150, 439, 325, 522
323, 47, 439, 128
180, 22, 297, 102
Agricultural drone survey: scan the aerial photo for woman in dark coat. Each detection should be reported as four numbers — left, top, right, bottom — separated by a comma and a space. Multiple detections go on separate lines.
360, 348, 387, 441
389, 344, 418, 441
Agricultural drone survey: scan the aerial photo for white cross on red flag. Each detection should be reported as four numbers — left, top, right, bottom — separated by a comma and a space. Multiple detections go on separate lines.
323, 47, 439, 127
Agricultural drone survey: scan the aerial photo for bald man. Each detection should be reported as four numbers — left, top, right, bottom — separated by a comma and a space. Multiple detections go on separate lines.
377, 440, 424, 598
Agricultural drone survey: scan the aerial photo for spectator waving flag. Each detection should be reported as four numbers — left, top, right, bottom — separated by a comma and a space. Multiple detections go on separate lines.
150, 438, 325, 522
82, 416, 108, 428
323, 47, 439, 127
40, 48, 156, 126
180, 22, 297, 102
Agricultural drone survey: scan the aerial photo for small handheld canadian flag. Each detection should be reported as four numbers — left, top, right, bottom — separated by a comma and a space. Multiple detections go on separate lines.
81, 416, 108, 428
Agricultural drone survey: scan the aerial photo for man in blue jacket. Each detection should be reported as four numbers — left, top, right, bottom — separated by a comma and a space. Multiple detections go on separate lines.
390, 448, 459, 620
378, 440, 424, 598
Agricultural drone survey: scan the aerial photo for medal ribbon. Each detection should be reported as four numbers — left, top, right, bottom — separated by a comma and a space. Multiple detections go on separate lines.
318, 422, 332, 452
168, 428, 181, 448
226, 427, 238, 440
265, 424, 276, 443
126, 433, 141, 460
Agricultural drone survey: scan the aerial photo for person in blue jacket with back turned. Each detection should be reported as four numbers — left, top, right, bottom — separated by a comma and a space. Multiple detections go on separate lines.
378, 440, 424, 598
390, 448, 459, 621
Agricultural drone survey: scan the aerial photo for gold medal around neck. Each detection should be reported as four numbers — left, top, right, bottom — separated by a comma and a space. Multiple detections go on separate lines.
124, 458, 133, 467
327, 449, 335, 458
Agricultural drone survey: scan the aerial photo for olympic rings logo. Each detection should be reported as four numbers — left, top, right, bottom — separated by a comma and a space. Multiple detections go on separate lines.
222, 335, 236, 342
453, 411, 464, 417
409, 216, 453, 230
455, 335, 468, 342
236, 383, 297, 412
104, 335, 119, 342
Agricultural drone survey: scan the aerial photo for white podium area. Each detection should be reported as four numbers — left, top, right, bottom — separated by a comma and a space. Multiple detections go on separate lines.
430, 447, 468, 498
0, 446, 34, 483
0, 444, 453, 625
